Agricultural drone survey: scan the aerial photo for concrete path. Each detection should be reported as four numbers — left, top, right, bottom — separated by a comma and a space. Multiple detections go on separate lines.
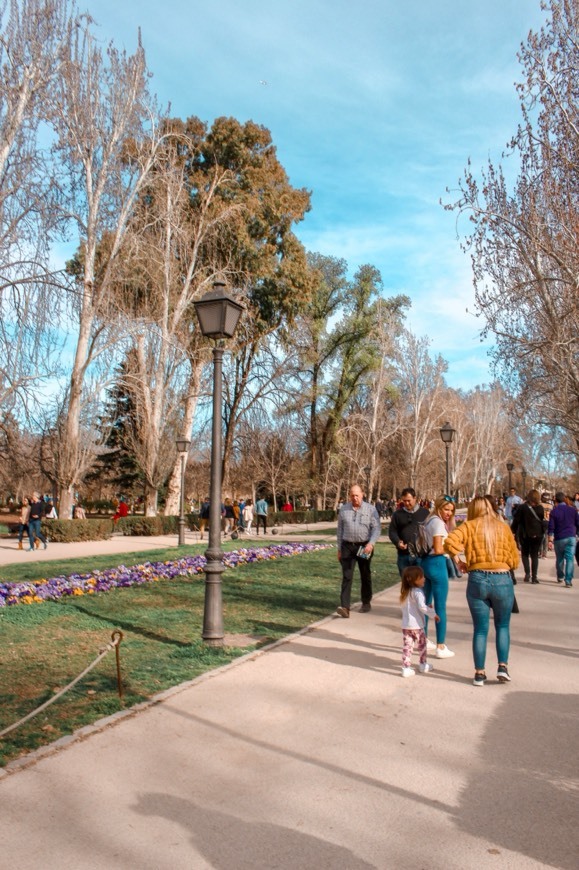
1, 549, 578, 869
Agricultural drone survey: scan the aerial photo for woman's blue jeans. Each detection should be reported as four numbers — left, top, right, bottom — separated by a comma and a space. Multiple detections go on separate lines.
421, 554, 449, 644
466, 571, 514, 670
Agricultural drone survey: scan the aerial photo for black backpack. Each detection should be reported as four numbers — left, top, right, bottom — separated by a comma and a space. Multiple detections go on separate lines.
523, 504, 543, 540
407, 518, 432, 560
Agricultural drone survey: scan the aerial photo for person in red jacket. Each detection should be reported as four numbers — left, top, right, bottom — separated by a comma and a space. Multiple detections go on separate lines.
113, 497, 129, 523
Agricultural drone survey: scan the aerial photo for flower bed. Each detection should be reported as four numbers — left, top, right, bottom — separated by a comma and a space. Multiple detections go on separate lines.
0, 542, 331, 607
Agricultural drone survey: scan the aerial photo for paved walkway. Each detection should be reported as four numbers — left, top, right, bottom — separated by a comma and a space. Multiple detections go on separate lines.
1, 547, 578, 868
0, 522, 338, 567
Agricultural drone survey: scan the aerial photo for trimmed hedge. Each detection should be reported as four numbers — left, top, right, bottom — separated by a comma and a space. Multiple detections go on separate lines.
42, 519, 113, 542
116, 515, 179, 536
269, 510, 336, 525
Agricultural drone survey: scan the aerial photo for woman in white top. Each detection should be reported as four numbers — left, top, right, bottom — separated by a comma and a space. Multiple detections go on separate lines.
242, 500, 254, 534
420, 495, 456, 658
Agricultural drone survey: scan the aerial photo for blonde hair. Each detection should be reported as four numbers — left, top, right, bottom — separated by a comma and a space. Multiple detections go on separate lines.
400, 565, 425, 602
467, 496, 501, 556
432, 495, 455, 516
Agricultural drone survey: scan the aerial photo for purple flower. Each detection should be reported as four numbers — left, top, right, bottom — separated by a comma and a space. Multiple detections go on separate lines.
0, 543, 331, 607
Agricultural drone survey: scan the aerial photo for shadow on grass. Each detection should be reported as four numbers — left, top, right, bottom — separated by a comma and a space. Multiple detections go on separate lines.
59, 600, 195, 648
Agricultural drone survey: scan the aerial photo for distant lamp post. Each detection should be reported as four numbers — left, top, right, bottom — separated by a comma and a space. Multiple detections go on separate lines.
521, 467, 528, 495
176, 438, 191, 546
439, 422, 456, 495
363, 465, 371, 500
194, 276, 244, 647
506, 462, 514, 492
537, 478, 544, 492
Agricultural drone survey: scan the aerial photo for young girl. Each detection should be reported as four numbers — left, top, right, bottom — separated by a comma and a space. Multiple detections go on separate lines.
400, 565, 439, 678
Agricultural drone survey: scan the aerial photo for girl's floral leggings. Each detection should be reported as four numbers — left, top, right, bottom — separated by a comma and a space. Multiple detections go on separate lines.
402, 628, 427, 667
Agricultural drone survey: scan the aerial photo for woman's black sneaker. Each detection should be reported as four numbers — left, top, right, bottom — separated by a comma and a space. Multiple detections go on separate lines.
497, 665, 511, 682
473, 672, 486, 686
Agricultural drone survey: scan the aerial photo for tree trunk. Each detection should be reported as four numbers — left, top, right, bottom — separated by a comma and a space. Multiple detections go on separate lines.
145, 482, 158, 516
163, 362, 202, 515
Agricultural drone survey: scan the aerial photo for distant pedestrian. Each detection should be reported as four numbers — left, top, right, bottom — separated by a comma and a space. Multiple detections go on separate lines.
505, 488, 523, 524
44, 500, 58, 519
112, 497, 129, 524
199, 497, 210, 540
242, 500, 254, 534
27, 492, 48, 551
73, 503, 86, 520
255, 496, 268, 534
511, 490, 544, 584
238, 498, 246, 531
17, 497, 30, 550
400, 564, 439, 677
336, 484, 381, 617
223, 498, 235, 535
547, 492, 579, 587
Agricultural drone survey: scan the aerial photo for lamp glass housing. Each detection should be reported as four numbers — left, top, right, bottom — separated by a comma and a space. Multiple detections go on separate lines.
439, 422, 455, 444
194, 287, 244, 339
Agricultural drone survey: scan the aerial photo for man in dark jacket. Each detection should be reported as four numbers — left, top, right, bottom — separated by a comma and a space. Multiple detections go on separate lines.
388, 487, 429, 576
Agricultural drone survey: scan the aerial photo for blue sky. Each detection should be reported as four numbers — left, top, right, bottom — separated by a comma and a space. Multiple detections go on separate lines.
90, 0, 547, 390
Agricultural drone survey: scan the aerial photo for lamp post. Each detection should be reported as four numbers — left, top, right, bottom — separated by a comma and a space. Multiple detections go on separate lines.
176, 438, 191, 546
439, 422, 456, 496
194, 276, 244, 647
363, 465, 371, 501
506, 462, 514, 492
521, 467, 527, 495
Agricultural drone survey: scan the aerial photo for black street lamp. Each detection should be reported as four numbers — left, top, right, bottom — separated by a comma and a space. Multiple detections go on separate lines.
439, 422, 456, 495
176, 438, 191, 546
521, 467, 527, 495
363, 465, 371, 500
506, 462, 514, 492
194, 276, 244, 647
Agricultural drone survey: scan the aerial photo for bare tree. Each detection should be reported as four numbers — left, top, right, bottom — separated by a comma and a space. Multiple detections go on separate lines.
396, 329, 447, 489
447, 0, 579, 456
0, 0, 78, 414
49, 19, 164, 517
338, 295, 408, 498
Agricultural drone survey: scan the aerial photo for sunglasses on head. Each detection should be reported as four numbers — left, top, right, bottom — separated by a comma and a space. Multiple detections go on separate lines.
442, 495, 455, 503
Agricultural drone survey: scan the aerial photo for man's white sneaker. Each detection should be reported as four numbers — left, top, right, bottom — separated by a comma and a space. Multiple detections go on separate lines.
436, 645, 455, 659
401, 667, 415, 678
419, 662, 434, 673
426, 639, 437, 652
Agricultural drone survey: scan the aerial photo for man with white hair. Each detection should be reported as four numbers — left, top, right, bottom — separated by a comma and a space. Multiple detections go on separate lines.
336, 484, 381, 617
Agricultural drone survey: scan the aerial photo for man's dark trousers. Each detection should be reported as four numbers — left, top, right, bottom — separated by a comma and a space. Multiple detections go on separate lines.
340, 540, 372, 609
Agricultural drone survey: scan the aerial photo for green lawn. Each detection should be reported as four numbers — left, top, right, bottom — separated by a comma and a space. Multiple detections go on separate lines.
0, 541, 398, 767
